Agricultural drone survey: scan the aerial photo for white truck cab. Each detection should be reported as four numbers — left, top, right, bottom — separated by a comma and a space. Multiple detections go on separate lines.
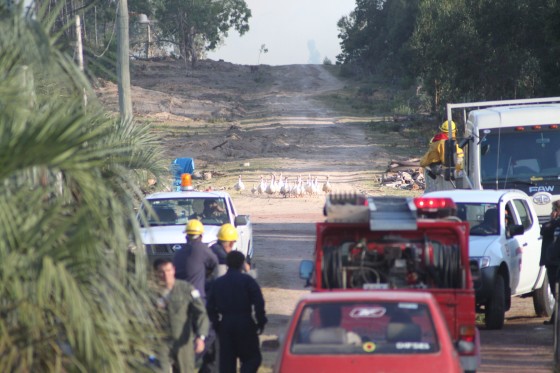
424, 189, 552, 329
427, 97, 560, 224
138, 190, 253, 265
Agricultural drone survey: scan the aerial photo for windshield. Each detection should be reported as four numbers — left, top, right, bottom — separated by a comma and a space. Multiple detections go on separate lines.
140, 197, 229, 227
290, 301, 438, 355
480, 129, 560, 182
456, 202, 499, 236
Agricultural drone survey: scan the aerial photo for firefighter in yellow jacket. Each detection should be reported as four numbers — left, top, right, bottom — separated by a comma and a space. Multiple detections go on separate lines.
420, 120, 464, 179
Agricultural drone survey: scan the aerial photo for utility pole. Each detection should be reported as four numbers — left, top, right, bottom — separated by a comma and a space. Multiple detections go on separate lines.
117, 0, 133, 120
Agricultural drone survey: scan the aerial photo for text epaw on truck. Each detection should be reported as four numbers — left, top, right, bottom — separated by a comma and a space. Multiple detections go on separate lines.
298, 194, 481, 373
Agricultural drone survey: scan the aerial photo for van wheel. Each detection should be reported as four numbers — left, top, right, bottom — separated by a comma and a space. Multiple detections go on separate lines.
533, 275, 554, 317
485, 275, 505, 330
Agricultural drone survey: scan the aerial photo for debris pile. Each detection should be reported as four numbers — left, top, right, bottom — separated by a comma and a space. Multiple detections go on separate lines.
381, 158, 425, 190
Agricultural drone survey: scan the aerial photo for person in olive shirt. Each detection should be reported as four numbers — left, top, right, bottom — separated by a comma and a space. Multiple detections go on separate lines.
154, 258, 210, 373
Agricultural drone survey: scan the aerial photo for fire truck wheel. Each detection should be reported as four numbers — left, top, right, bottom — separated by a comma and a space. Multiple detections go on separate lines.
533, 275, 554, 317
485, 274, 506, 330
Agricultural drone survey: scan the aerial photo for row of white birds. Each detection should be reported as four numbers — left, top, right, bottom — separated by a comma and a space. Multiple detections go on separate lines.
233, 174, 333, 197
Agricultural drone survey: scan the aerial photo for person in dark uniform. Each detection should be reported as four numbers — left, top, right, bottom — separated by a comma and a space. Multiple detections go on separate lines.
540, 200, 560, 324
173, 219, 218, 302
153, 258, 209, 373
206, 251, 267, 373
470, 208, 499, 235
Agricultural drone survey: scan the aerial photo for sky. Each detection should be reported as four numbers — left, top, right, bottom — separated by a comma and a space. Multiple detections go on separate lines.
207, 0, 356, 66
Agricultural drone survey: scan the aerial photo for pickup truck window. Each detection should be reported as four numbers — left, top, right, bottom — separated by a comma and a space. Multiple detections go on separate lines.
456, 203, 499, 236
141, 197, 230, 227
512, 199, 533, 230
291, 301, 438, 355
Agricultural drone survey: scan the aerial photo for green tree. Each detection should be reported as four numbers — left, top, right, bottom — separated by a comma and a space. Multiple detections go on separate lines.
152, 0, 251, 68
337, 0, 419, 78
0, 5, 167, 371
409, 0, 552, 109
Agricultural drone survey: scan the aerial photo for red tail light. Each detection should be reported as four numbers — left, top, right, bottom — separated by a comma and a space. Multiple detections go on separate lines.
414, 197, 457, 218
457, 325, 476, 355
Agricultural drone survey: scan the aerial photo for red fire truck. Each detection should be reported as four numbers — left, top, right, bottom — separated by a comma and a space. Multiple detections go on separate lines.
298, 194, 480, 372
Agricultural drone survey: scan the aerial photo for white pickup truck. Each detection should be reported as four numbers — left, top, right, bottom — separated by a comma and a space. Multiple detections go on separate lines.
138, 190, 254, 265
424, 189, 552, 329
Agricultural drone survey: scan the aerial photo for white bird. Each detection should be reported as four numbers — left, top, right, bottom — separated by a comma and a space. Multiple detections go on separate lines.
311, 176, 320, 196
234, 175, 245, 192
322, 175, 332, 194
251, 183, 257, 194
280, 177, 289, 197
304, 174, 313, 195
266, 174, 277, 195
257, 175, 266, 195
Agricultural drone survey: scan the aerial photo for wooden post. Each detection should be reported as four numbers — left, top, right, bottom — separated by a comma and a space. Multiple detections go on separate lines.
117, 0, 133, 120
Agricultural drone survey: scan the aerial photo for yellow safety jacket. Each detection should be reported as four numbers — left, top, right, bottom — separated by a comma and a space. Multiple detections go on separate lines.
420, 134, 464, 170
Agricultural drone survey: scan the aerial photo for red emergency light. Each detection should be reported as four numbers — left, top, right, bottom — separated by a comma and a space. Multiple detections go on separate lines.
532, 125, 542, 130
550, 124, 559, 129
414, 197, 457, 219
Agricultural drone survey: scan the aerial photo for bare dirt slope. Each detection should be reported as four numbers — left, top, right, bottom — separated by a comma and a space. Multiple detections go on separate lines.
97, 59, 555, 372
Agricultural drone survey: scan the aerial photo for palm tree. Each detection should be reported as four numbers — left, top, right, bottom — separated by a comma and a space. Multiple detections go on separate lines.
0, 5, 167, 372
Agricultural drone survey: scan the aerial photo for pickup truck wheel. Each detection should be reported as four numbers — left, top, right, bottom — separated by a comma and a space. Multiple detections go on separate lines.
533, 275, 554, 317
485, 274, 505, 330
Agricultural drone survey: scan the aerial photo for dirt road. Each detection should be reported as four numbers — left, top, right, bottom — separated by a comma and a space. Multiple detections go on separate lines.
98, 59, 556, 371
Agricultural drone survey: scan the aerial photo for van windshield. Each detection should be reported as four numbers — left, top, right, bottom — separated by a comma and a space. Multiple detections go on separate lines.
479, 129, 560, 182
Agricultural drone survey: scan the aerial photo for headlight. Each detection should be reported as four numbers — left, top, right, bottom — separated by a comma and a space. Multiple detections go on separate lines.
471, 256, 491, 269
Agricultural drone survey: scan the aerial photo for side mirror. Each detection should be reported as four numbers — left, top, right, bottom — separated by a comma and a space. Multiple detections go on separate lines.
299, 260, 314, 284
507, 224, 524, 237
234, 215, 249, 226
458, 137, 471, 149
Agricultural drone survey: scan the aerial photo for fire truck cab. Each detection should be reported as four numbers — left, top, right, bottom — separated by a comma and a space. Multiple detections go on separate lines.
300, 194, 480, 372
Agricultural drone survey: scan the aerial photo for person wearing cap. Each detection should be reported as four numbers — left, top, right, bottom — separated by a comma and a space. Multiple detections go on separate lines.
210, 223, 250, 276
191, 199, 228, 223
420, 120, 465, 179
540, 200, 560, 324
172, 219, 218, 303
153, 257, 209, 373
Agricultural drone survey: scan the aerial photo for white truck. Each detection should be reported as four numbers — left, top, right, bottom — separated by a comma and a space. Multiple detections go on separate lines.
138, 190, 254, 265
426, 97, 560, 224
424, 189, 553, 329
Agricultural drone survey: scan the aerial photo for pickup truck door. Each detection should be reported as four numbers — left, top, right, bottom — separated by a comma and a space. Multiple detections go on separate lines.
227, 198, 251, 258
510, 198, 542, 293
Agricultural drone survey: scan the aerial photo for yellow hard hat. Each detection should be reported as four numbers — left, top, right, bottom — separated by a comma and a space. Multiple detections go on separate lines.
217, 223, 238, 241
184, 219, 204, 235
439, 120, 457, 133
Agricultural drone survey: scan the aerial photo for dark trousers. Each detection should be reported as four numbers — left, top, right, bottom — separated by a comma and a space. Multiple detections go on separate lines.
199, 328, 219, 373
218, 317, 261, 373
547, 265, 559, 296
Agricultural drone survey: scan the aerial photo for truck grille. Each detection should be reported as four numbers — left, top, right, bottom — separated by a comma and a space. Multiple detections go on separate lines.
146, 244, 185, 255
